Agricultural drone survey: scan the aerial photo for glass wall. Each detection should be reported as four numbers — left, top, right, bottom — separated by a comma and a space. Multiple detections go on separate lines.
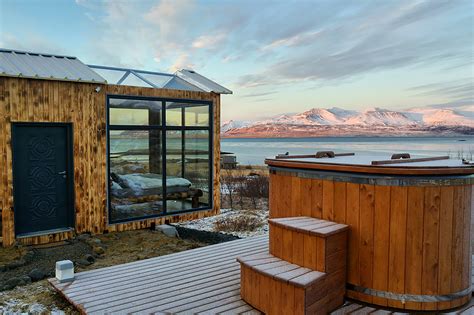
108, 96, 212, 223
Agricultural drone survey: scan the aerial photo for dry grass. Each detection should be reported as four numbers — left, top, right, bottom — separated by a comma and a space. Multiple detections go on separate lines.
213, 214, 264, 233
0, 229, 207, 313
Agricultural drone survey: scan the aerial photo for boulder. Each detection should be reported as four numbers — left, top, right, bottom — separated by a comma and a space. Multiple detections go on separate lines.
89, 238, 102, 245
6, 259, 26, 270
23, 250, 35, 262
77, 233, 91, 241
93, 246, 105, 255
84, 254, 95, 263
28, 268, 46, 281
76, 259, 92, 266
155, 225, 179, 238
3, 275, 31, 290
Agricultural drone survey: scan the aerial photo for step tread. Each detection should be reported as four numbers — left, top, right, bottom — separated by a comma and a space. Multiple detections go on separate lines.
269, 217, 349, 237
237, 253, 325, 288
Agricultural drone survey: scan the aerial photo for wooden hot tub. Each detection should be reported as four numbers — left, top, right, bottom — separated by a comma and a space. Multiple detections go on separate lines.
265, 153, 473, 311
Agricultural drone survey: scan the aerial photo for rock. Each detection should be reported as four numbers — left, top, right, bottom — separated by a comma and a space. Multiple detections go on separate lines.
76, 259, 92, 266
84, 254, 95, 263
4, 275, 31, 290
6, 259, 26, 270
155, 224, 179, 238
93, 246, 105, 255
90, 238, 102, 244
20, 275, 32, 284
77, 233, 91, 241
28, 268, 46, 281
23, 250, 35, 262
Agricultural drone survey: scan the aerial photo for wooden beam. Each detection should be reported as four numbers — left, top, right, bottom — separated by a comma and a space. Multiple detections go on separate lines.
371, 155, 450, 165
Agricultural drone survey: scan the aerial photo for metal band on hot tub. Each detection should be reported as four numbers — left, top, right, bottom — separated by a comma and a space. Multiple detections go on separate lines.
347, 284, 472, 303
269, 166, 474, 186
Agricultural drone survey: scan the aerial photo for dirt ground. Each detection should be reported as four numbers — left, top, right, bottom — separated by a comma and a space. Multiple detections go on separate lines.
0, 228, 209, 314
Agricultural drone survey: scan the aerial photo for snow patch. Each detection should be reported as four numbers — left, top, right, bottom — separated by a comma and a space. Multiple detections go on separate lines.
175, 208, 269, 238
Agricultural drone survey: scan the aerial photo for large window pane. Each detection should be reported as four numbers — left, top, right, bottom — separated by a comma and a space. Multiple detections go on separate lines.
107, 97, 212, 222
165, 102, 182, 126
166, 130, 210, 213
164, 130, 211, 212
109, 130, 164, 222
109, 98, 162, 126
185, 104, 210, 127
165, 130, 187, 212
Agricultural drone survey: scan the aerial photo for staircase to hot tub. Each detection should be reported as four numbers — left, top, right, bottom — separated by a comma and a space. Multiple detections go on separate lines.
237, 217, 349, 315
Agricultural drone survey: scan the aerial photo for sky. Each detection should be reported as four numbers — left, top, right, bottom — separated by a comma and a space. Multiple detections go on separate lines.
0, 0, 472, 121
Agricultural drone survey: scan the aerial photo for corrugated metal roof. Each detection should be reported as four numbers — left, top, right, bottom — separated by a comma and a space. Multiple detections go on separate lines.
176, 69, 232, 94
0, 48, 231, 93
0, 49, 106, 83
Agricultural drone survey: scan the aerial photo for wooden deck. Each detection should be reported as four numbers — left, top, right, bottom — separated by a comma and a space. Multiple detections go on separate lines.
49, 236, 473, 314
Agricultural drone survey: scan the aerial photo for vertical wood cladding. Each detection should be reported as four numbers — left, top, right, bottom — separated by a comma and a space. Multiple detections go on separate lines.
269, 170, 472, 311
0, 77, 221, 246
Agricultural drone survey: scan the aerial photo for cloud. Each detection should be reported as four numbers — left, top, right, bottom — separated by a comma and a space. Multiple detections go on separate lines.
66, 0, 474, 91
261, 30, 323, 51
0, 33, 68, 55
234, 0, 472, 87
191, 33, 226, 49
408, 79, 474, 100
240, 91, 277, 98
169, 54, 194, 72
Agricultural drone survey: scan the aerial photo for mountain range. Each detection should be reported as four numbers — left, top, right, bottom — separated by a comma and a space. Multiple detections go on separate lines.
222, 105, 474, 137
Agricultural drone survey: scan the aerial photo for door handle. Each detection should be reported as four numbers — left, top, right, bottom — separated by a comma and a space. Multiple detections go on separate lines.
58, 171, 67, 175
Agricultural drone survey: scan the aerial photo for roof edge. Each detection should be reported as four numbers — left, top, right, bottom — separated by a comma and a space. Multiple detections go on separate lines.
176, 69, 233, 95
0, 48, 77, 59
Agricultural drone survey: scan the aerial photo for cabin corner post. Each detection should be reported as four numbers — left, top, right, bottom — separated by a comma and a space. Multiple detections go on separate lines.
1, 78, 15, 246
212, 93, 221, 215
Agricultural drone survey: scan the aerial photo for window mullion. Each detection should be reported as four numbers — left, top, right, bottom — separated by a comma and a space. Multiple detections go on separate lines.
162, 100, 167, 215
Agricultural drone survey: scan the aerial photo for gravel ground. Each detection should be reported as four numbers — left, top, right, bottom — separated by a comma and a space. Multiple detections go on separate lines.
0, 228, 212, 314
0, 240, 93, 290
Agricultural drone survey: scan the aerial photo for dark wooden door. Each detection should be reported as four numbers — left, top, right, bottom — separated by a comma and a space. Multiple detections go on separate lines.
12, 123, 74, 235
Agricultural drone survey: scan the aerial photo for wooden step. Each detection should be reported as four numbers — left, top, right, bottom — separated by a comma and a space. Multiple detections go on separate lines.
237, 253, 340, 315
269, 217, 349, 273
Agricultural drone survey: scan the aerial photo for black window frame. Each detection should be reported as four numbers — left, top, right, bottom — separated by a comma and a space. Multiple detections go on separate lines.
106, 94, 214, 224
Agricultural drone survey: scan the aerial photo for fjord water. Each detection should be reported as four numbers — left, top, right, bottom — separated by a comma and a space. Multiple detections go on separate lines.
221, 136, 474, 166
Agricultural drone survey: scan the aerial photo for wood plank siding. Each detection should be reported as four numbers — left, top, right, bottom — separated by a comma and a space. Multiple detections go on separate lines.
0, 77, 221, 246
267, 167, 473, 311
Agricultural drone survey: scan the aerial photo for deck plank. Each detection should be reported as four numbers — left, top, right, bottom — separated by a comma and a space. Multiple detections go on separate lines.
49, 237, 474, 314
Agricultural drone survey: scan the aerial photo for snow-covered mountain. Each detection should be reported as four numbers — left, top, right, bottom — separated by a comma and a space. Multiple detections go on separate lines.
344, 108, 418, 126
221, 120, 253, 132
222, 105, 474, 137
405, 108, 474, 126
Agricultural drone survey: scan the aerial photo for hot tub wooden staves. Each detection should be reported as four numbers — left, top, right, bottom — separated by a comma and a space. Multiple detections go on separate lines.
266, 156, 473, 311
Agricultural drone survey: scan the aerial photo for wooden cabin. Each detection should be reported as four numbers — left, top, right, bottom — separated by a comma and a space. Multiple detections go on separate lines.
0, 49, 231, 247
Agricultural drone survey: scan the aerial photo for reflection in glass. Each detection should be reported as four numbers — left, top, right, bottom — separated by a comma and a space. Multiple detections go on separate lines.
109, 130, 164, 221
108, 97, 212, 222
166, 130, 210, 212
109, 98, 162, 126
185, 104, 210, 126
166, 102, 182, 126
